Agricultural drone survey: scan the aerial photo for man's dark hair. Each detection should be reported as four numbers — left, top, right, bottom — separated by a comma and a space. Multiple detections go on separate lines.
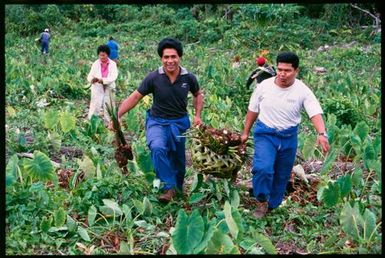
157, 37, 183, 57
276, 52, 299, 69
97, 45, 110, 55
109, 36, 114, 40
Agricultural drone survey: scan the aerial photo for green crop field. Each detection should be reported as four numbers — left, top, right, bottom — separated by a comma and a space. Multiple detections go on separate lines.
5, 4, 382, 255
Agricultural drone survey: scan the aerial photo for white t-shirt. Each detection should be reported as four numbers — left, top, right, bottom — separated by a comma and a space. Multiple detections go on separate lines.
248, 77, 323, 130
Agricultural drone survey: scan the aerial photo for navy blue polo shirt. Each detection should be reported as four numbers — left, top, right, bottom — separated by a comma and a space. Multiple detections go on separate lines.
137, 66, 200, 119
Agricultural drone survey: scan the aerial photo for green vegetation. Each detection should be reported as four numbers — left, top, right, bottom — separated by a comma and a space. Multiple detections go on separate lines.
5, 4, 381, 255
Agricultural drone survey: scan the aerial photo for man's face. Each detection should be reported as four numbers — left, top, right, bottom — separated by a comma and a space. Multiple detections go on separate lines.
99, 52, 109, 63
161, 48, 180, 74
276, 62, 298, 87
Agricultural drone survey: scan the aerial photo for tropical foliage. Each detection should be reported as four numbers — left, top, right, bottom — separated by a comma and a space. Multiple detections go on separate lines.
5, 3, 381, 255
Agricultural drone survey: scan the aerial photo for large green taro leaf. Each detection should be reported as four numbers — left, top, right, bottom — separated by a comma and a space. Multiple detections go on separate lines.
23, 151, 55, 181
172, 209, 205, 254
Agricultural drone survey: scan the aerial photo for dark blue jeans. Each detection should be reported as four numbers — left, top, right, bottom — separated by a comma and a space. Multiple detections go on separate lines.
252, 120, 298, 209
145, 111, 190, 191
41, 41, 49, 54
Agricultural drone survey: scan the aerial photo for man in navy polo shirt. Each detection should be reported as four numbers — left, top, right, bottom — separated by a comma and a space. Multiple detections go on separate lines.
116, 38, 204, 203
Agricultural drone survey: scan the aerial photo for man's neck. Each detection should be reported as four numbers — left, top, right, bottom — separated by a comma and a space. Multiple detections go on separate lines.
274, 78, 295, 88
165, 67, 180, 84
165, 66, 180, 77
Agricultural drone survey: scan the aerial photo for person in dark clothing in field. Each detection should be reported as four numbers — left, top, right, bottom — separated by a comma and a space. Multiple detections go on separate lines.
245, 56, 276, 89
39, 28, 51, 55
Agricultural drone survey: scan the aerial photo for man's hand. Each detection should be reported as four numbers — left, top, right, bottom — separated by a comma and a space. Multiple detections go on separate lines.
193, 116, 202, 127
91, 77, 99, 84
316, 135, 330, 154
241, 132, 249, 144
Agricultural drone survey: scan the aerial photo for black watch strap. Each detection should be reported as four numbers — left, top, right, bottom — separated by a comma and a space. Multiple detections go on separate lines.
318, 132, 328, 138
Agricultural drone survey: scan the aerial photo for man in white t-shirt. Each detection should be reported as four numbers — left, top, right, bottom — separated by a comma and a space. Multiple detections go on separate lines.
241, 52, 329, 218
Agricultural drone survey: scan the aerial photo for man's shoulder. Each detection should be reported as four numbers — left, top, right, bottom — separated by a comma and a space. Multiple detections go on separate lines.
259, 77, 275, 87
180, 67, 197, 80
185, 72, 198, 80
144, 69, 160, 80
294, 79, 310, 89
293, 79, 314, 94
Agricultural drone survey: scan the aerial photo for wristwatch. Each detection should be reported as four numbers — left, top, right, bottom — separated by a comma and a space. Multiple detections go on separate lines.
318, 132, 328, 139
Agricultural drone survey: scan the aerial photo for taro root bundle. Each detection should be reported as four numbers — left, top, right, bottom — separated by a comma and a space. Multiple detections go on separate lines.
187, 124, 247, 180
105, 99, 133, 174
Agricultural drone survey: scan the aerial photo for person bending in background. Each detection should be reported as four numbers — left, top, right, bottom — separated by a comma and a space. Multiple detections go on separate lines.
245, 56, 276, 89
39, 28, 51, 55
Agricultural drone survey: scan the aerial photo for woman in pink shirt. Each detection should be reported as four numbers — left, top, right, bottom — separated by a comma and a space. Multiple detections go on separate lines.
87, 45, 118, 125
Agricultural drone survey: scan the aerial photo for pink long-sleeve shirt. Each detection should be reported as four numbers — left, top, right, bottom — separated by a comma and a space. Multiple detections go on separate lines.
100, 59, 110, 78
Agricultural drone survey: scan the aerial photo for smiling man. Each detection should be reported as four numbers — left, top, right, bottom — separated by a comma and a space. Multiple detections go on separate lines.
241, 52, 329, 218
115, 38, 204, 203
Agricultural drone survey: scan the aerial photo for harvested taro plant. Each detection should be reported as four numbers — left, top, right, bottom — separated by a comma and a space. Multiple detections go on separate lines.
105, 97, 133, 174
186, 124, 248, 181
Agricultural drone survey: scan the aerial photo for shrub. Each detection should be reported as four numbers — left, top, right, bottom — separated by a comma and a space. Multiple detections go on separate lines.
322, 95, 364, 127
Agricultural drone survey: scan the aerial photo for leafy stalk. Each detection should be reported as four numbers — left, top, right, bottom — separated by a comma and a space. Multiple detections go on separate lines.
105, 95, 133, 173
105, 95, 126, 146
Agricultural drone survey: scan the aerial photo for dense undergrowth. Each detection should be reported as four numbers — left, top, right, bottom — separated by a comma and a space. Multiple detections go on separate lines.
5, 4, 382, 255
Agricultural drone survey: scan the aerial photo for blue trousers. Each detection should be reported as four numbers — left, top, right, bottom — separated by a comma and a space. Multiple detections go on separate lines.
145, 111, 190, 191
41, 41, 49, 54
252, 120, 298, 209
